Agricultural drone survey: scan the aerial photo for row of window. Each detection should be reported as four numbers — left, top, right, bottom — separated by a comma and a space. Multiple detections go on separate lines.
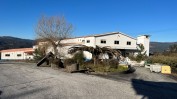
84, 39, 131, 45
102, 40, 131, 45
5, 54, 22, 57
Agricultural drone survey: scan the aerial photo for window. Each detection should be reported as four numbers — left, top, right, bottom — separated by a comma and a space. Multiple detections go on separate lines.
5, 54, 10, 57
127, 41, 131, 45
114, 41, 119, 44
101, 40, 106, 44
87, 40, 90, 43
82, 40, 85, 43
17, 54, 21, 57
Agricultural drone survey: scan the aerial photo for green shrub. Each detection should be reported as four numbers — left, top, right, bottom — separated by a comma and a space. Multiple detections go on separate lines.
33, 48, 45, 61
128, 54, 147, 62
109, 65, 128, 72
52, 59, 59, 65
83, 60, 128, 73
64, 59, 76, 66
136, 54, 147, 62
148, 54, 177, 67
72, 51, 85, 66
105, 59, 119, 69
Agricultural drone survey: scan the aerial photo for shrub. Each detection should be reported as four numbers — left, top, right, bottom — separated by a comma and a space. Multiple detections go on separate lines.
104, 59, 119, 69
147, 54, 177, 67
136, 54, 148, 62
83, 60, 127, 73
109, 65, 128, 72
128, 54, 147, 62
33, 48, 45, 61
64, 59, 76, 66
72, 51, 85, 66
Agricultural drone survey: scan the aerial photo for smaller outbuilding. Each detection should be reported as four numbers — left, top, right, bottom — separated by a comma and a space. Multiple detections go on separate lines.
0, 48, 34, 60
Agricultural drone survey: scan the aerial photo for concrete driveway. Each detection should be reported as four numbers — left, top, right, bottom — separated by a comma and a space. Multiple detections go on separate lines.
0, 62, 177, 99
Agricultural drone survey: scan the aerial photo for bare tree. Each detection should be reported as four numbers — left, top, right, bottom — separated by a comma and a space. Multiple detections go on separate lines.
35, 15, 73, 58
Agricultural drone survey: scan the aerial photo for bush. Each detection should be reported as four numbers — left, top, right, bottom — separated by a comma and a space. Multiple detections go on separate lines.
72, 51, 85, 66
104, 59, 119, 69
82, 60, 127, 73
128, 54, 147, 62
33, 48, 45, 62
136, 54, 148, 62
64, 59, 76, 66
147, 54, 177, 67
109, 65, 128, 72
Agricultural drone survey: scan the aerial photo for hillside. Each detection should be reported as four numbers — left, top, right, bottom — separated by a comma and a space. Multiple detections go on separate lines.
0, 36, 176, 53
150, 42, 177, 53
0, 36, 34, 50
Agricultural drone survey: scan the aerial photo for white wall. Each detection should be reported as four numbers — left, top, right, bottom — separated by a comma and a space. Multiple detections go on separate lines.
1, 51, 25, 60
95, 33, 137, 49
61, 37, 95, 47
82, 37, 95, 47
137, 35, 150, 56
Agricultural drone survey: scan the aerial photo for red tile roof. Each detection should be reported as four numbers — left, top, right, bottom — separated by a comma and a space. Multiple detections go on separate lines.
0, 48, 34, 52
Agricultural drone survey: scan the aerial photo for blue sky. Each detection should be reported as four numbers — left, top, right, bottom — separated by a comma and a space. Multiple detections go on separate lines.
0, 0, 177, 42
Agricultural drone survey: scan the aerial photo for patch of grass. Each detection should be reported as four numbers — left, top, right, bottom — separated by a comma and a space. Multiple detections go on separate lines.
148, 53, 177, 74
148, 55, 177, 67
82, 62, 128, 73
109, 65, 128, 72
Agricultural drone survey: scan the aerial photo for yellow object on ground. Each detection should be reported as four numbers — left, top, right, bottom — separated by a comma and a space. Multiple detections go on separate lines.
161, 66, 171, 74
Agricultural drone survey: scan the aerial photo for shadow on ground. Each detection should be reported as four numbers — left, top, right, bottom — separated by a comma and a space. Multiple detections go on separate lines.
131, 79, 177, 99
0, 90, 2, 99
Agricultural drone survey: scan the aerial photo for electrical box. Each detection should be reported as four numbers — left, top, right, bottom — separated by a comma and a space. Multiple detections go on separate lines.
161, 66, 171, 74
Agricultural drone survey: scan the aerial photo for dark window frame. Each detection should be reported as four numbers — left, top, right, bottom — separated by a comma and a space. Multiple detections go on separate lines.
17, 54, 22, 57
127, 41, 131, 45
87, 40, 90, 43
5, 54, 10, 57
114, 41, 119, 44
101, 39, 106, 44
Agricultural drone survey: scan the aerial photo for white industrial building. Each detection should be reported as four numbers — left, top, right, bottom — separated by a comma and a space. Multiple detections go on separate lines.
0, 48, 34, 60
0, 32, 149, 60
36, 32, 150, 59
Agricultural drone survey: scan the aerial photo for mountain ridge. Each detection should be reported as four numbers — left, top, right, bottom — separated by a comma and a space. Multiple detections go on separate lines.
0, 36, 34, 50
0, 36, 176, 53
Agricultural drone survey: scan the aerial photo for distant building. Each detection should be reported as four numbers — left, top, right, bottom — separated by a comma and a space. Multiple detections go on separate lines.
35, 32, 150, 59
0, 48, 34, 60
137, 35, 150, 56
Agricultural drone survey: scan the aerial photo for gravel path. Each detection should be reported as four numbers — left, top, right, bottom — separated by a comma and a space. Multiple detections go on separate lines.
0, 62, 177, 99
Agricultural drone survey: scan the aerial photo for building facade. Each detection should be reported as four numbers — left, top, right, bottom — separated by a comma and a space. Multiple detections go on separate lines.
60, 32, 150, 56
0, 48, 34, 60
35, 32, 150, 59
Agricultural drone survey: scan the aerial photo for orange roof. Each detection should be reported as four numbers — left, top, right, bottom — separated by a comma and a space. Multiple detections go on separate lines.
0, 48, 34, 52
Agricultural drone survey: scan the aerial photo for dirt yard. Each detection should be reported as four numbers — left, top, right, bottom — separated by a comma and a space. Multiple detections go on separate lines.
0, 62, 177, 99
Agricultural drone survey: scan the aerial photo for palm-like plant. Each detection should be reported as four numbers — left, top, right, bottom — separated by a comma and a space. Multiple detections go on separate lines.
68, 45, 121, 66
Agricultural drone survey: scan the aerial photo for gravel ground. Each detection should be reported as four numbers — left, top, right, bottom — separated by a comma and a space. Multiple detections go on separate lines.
0, 62, 177, 99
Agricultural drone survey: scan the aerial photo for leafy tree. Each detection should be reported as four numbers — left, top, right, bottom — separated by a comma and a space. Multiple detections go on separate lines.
136, 44, 147, 62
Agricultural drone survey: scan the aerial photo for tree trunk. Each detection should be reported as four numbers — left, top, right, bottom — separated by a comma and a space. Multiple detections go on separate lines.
53, 44, 58, 58
94, 57, 96, 67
